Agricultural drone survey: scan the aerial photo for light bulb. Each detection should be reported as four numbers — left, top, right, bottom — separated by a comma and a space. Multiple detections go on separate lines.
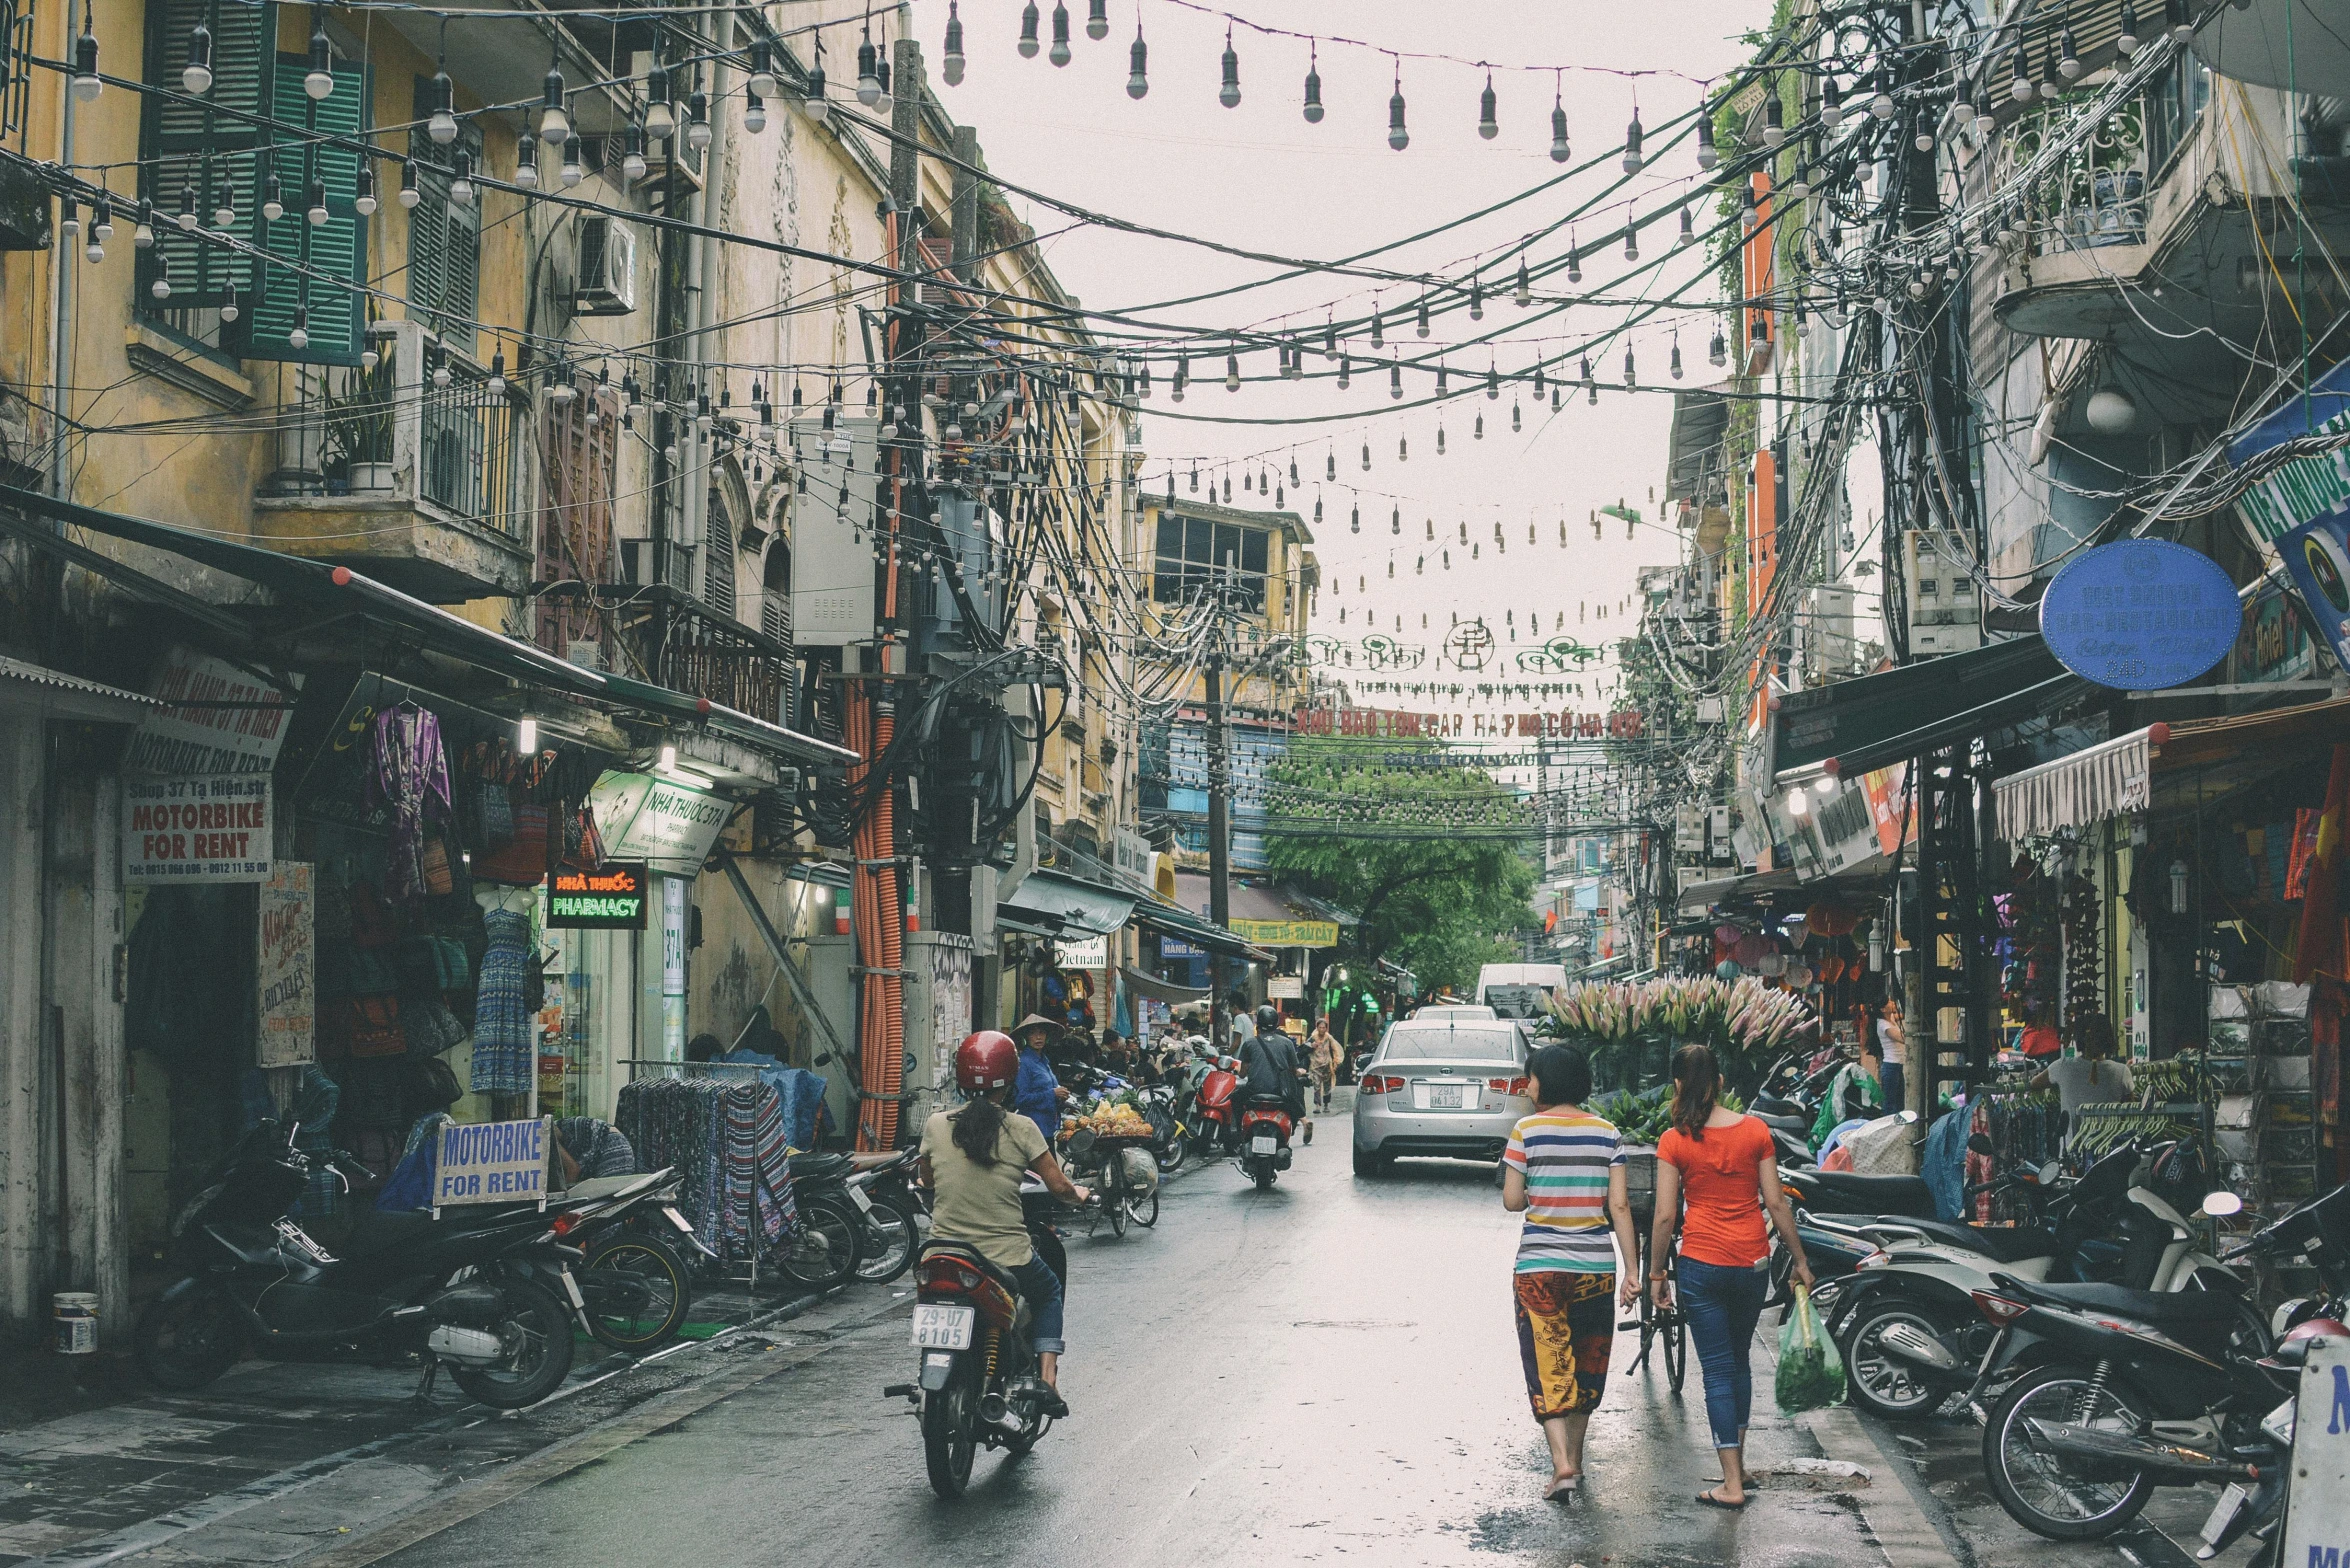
1127, 27, 1148, 97
1020, 2, 1041, 59
685, 92, 710, 152
942, 1, 966, 84
182, 21, 212, 94
1388, 83, 1408, 149
428, 71, 457, 143
1550, 101, 1570, 162
1622, 110, 1643, 172
1087, 0, 1108, 41
744, 92, 766, 133
354, 166, 375, 215
1478, 74, 1498, 140
306, 180, 327, 225
261, 175, 283, 222
287, 305, 309, 350
748, 39, 776, 99
521, 718, 541, 755
304, 20, 333, 99
1219, 30, 1239, 107
71, 22, 100, 102
399, 163, 420, 208
515, 133, 539, 189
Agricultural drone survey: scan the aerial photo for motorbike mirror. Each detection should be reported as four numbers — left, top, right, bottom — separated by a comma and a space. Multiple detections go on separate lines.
1967, 1133, 1995, 1158
2040, 1161, 2063, 1187
2202, 1191, 2244, 1218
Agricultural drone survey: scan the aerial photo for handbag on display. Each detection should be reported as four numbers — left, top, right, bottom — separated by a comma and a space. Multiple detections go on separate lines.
339, 995, 406, 1059
470, 803, 549, 885
420, 836, 456, 897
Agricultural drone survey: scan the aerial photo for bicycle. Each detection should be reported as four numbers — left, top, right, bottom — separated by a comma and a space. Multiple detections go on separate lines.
1622, 1235, 1688, 1393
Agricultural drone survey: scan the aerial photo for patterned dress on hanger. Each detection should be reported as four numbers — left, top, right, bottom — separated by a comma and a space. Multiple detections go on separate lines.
471, 907, 534, 1093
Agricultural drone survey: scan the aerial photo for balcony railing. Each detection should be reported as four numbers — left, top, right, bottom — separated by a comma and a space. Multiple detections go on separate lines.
2013, 95, 2149, 257
268, 319, 527, 541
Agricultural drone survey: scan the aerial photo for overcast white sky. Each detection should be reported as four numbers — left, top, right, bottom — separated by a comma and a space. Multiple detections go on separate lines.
917, 0, 1773, 712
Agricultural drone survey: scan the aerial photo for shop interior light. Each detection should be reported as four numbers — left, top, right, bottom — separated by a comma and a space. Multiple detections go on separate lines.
1814, 773, 1838, 797
1784, 787, 1809, 817
518, 717, 539, 754
659, 742, 678, 771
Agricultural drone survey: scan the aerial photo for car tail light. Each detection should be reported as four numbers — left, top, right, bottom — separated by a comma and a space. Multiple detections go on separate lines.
1361, 1074, 1404, 1096
1971, 1289, 2031, 1326
1489, 1076, 1529, 1096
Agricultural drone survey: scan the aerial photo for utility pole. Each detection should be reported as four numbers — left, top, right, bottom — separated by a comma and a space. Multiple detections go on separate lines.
1204, 628, 1231, 1046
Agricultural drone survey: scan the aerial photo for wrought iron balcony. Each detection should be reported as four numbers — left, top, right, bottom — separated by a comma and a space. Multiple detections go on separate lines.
253, 320, 531, 601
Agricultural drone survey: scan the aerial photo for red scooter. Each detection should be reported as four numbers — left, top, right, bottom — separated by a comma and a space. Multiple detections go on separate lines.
1237, 1096, 1294, 1190
1191, 1054, 1241, 1157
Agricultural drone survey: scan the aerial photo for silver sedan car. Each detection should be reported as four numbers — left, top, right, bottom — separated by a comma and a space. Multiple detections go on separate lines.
1350, 1019, 1531, 1176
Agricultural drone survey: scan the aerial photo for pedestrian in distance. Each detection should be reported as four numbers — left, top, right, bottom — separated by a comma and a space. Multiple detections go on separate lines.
1307, 1015, 1344, 1112
1500, 1043, 1640, 1503
2031, 1010, 2136, 1132
1649, 1043, 1813, 1511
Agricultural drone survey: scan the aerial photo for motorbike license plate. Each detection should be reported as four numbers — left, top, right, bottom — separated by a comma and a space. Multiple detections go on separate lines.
846, 1184, 874, 1214
910, 1303, 975, 1350
1250, 1135, 1277, 1155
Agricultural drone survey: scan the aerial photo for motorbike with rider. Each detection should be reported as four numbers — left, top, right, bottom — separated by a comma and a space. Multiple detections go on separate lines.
893, 1032, 1093, 1497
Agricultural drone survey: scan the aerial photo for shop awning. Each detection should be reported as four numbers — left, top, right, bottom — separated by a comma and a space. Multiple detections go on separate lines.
0, 655, 165, 725
1676, 867, 1803, 916
1774, 635, 2076, 785
1129, 899, 1273, 963
1120, 965, 1211, 1006
0, 483, 856, 770
999, 870, 1135, 937
1992, 694, 2350, 838
1994, 727, 2153, 842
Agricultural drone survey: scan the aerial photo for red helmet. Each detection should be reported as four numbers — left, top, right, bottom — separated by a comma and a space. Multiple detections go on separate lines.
955, 1031, 1018, 1092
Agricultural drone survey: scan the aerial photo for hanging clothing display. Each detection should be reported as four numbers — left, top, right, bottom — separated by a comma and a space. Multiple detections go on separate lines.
471, 907, 535, 1093
367, 704, 453, 905
617, 1077, 801, 1262
1967, 1091, 2061, 1221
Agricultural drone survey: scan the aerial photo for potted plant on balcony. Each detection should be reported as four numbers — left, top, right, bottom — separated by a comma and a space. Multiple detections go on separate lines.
323, 352, 397, 494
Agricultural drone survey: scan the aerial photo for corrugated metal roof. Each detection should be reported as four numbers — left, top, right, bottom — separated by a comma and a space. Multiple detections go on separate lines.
0, 655, 165, 715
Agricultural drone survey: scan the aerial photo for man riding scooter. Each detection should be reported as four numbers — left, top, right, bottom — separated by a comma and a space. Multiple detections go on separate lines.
1239, 1006, 1310, 1143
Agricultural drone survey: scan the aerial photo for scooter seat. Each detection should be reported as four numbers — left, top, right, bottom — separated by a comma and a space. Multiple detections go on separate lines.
788, 1152, 852, 1180
1998, 1275, 2242, 1326
1754, 1111, 1811, 1135
1789, 1170, 1938, 1218
1889, 1218, 2052, 1264
1245, 1093, 1291, 1110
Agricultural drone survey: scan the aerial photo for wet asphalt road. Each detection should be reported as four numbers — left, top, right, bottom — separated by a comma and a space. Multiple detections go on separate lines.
367, 1110, 1892, 1568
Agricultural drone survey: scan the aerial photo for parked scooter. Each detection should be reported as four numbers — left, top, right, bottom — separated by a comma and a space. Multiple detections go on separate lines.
565, 1169, 716, 1352
1818, 1138, 2234, 1419
848, 1148, 924, 1285
1192, 1050, 1243, 1156
134, 1120, 584, 1407
1967, 1182, 2350, 1546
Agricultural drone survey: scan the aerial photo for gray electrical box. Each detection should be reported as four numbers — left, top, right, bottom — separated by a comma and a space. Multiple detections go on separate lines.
789, 416, 881, 647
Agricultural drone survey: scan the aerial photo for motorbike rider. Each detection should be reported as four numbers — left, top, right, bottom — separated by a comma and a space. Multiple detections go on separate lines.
1239, 1004, 1308, 1138
919, 1032, 1092, 1416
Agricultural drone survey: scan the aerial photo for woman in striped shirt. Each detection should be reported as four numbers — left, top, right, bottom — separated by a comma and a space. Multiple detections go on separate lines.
1501, 1044, 1640, 1502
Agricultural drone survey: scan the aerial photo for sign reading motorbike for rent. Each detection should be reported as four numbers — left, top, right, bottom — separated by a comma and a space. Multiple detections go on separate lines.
2283, 1336, 2350, 1568
432, 1119, 552, 1209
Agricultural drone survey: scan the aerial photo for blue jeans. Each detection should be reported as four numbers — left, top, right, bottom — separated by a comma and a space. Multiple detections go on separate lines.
1880, 1062, 1906, 1119
1678, 1255, 1769, 1450
1012, 1255, 1065, 1355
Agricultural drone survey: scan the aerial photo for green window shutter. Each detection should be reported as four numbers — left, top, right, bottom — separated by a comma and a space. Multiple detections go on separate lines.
139, 0, 273, 308
404, 78, 480, 354
243, 54, 368, 364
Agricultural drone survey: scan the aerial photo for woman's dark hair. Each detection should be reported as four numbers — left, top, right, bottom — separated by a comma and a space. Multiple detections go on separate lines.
2076, 1012, 2117, 1059
1670, 1043, 1722, 1141
1528, 1044, 1591, 1108
952, 1090, 1011, 1166
684, 1032, 724, 1063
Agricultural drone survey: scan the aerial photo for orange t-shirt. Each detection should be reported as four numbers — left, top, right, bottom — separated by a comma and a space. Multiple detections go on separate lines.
1658, 1114, 1775, 1268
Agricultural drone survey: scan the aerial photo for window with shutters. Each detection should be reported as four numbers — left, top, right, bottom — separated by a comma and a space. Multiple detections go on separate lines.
407, 77, 480, 358
137, 0, 274, 353
702, 486, 738, 621
137, 3, 368, 364
535, 386, 617, 659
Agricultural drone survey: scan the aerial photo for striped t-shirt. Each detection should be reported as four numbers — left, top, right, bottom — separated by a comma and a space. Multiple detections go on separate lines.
1503, 1110, 1626, 1274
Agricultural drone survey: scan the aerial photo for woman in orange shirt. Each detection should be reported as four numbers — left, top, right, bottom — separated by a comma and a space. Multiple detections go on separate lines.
1648, 1044, 1812, 1510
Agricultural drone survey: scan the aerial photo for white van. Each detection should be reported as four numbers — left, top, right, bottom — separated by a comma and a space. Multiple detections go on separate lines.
1475, 963, 1570, 1021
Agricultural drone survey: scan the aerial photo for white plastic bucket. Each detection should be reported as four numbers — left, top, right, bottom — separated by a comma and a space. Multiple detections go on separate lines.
53, 1292, 98, 1355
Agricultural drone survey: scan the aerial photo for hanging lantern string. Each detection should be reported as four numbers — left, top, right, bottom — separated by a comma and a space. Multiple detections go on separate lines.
1147, 0, 1718, 85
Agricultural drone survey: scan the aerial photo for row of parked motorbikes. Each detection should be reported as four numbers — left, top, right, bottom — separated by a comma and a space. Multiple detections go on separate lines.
1739, 1048, 2348, 1558
132, 1117, 938, 1406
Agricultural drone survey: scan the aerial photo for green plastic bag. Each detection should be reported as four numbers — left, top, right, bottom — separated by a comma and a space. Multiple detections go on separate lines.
1775, 1285, 1846, 1413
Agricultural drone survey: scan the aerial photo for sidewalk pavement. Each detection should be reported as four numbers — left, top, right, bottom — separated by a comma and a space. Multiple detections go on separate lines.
0, 1274, 819, 1566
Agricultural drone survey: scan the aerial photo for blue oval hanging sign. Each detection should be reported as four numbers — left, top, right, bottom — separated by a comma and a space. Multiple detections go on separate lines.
2038, 539, 2240, 691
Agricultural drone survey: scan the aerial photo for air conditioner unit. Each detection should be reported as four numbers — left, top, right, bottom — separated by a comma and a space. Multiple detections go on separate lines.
574, 218, 637, 315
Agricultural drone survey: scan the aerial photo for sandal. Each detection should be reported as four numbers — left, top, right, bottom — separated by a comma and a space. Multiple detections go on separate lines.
1695, 1489, 1747, 1511
1546, 1473, 1579, 1502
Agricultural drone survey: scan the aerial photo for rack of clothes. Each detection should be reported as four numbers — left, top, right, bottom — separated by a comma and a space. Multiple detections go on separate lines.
1964, 1087, 2063, 1222
615, 1071, 800, 1278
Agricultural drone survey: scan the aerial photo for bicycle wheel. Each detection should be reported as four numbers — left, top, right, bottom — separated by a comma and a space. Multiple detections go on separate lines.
1663, 1302, 1689, 1393
1103, 1155, 1128, 1238
1125, 1183, 1160, 1228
